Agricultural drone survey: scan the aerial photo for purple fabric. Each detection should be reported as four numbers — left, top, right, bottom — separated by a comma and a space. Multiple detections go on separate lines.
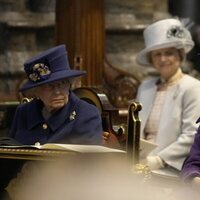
181, 121, 200, 181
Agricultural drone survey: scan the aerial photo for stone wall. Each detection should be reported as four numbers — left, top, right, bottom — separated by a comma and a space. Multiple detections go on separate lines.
105, 0, 169, 79
0, 0, 55, 100
0, 0, 169, 101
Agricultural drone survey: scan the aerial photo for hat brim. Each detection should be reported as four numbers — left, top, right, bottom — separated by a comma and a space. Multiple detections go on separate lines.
136, 40, 194, 66
19, 69, 86, 92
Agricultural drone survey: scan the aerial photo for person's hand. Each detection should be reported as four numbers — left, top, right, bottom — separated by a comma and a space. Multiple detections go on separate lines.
102, 131, 110, 141
102, 131, 121, 148
146, 156, 165, 170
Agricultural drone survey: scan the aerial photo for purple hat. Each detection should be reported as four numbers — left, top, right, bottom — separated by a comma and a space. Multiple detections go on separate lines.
19, 44, 86, 91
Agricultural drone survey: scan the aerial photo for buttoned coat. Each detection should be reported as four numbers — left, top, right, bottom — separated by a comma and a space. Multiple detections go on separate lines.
136, 74, 200, 170
9, 92, 102, 145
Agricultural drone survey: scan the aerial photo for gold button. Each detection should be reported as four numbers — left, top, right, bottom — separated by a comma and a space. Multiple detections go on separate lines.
42, 123, 48, 129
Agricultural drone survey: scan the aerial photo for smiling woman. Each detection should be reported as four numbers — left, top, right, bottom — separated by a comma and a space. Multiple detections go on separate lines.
150, 47, 182, 81
135, 18, 200, 175
9, 45, 103, 145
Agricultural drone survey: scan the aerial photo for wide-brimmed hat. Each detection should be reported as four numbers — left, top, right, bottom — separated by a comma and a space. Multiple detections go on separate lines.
136, 18, 194, 66
19, 44, 86, 91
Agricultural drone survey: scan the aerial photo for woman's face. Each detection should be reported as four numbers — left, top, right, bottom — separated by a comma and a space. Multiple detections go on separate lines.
35, 79, 70, 113
150, 47, 182, 80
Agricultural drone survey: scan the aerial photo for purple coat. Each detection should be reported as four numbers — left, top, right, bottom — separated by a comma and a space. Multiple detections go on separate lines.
9, 92, 102, 145
181, 118, 200, 181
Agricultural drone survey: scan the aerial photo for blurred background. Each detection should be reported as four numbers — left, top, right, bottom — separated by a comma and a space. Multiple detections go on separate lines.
0, 0, 199, 107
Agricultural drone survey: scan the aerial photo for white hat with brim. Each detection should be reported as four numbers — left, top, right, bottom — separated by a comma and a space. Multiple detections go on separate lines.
136, 18, 194, 66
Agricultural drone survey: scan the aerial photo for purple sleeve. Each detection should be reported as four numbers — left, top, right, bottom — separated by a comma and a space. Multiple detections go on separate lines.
181, 125, 200, 181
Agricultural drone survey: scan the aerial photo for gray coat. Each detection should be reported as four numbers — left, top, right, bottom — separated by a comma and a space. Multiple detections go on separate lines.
136, 74, 200, 170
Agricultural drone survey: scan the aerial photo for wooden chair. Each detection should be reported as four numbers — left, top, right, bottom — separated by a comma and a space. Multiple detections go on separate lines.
73, 87, 142, 164
73, 87, 125, 149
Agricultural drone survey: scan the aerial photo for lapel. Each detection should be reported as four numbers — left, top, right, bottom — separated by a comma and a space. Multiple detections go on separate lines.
47, 92, 79, 132
140, 82, 157, 135
46, 92, 81, 142
27, 99, 44, 130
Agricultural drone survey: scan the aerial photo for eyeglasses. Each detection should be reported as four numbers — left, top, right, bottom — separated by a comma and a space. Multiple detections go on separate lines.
42, 80, 70, 91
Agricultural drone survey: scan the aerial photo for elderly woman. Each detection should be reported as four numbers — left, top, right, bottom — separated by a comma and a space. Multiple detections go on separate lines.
9, 45, 102, 145
136, 18, 200, 173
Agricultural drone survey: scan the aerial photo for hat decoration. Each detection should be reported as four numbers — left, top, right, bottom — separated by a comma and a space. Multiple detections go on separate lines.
28, 62, 51, 82
167, 25, 185, 39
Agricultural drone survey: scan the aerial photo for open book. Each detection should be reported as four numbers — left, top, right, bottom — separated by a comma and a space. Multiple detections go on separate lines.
140, 138, 158, 159
0, 143, 125, 154
0, 138, 155, 155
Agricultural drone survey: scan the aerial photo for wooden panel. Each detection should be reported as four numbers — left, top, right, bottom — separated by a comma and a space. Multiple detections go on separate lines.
56, 0, 105, 86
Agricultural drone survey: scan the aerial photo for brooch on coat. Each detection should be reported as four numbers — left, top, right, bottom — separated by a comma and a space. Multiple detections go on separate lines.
69, 111, 76, 121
